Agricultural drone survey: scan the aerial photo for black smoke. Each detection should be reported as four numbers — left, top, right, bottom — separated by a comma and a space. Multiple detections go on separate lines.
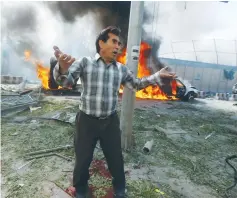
1, 4, 37, 34
47, 1, 131, 43
46, 1, 164, 69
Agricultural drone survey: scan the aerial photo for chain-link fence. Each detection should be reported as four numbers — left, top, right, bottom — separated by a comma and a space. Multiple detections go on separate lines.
159, 39, 237, 66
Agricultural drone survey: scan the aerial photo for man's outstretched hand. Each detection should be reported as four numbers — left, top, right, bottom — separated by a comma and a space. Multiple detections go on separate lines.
159, 66, 176, 79
53, 46, 75, 74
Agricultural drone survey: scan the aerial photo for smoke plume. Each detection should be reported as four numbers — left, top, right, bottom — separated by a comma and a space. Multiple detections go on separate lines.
1, 1, 164, 80
46, 1, 131, 45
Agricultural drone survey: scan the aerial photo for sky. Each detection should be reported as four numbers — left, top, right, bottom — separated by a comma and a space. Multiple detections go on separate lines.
1, 1, 237, 80
144, 1, 237, 66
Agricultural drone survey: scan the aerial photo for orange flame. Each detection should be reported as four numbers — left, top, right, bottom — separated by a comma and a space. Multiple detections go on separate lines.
117, 42, 177, 100
35, 61, 50, 89
24, 50, 51, 89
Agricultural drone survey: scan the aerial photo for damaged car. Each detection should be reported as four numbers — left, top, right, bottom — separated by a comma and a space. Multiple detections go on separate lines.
175, 78, 199, 101
160, 77, 199, 101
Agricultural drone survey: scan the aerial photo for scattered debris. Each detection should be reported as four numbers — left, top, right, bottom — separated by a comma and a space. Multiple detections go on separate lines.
1, 102, 38, 116
25, 153, 55, 160
25, 152, 73, 162
205, 132, 215, 140
2, 96, 237, 197
143, 139, 154, 153
155, 126, 167, 134
55, 153, 73, 162
16, 159, 36, 170
25, 145, 73, 156
1, 84, 41, 116
155, 125, 187, 136
29, 106, 41, 112
10, 132, 19, 136
19, 89, 33, 96
35, 111, 77, 125
62, 170, 73, 172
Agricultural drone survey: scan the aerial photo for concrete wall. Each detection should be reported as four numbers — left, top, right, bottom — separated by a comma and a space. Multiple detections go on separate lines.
160, 58, 237, 93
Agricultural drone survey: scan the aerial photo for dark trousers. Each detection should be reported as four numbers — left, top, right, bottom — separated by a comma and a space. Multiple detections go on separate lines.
73, 111, 125, 194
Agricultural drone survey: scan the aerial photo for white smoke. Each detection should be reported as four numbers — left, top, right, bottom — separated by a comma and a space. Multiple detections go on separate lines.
1, 1, 101, 80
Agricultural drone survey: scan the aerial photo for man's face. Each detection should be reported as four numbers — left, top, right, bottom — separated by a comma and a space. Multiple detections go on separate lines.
99, 33, 121, 61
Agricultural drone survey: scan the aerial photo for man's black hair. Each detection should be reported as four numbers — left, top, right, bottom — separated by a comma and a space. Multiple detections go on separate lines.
95, 26, 121, 53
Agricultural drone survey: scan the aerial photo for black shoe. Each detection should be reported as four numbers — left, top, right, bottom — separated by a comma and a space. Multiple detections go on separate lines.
114, 190, 127, 198
76, 193, 86, 198
75, 187, 92, 198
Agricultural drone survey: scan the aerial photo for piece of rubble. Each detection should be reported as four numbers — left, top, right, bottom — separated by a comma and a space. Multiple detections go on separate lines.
205, 132, 215, 140
143, 139, 154, 153
10, 132, 19, 136
29, 106, 41, 112
16, 159, 36, 170
155, 126, 187, 136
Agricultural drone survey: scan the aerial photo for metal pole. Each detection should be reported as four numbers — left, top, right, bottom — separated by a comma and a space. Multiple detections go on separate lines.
120, 1, 144, 150
235, 40, 237, 66
213, 39, 218, 64
171, 42, 176, 59
192, 40, 198, 61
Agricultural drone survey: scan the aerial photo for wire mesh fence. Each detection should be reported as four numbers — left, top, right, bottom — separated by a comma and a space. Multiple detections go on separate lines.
159, 39, 237, 66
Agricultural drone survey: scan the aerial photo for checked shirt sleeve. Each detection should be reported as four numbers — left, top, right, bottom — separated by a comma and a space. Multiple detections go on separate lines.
121, 66, 162, 91
53, 58, 85, 88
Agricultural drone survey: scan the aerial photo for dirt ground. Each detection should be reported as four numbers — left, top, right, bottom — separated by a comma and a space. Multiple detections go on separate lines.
1, 95, 237, 198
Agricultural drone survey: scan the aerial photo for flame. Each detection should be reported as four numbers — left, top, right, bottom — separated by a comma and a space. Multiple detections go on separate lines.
36, 61, 50, 89
117, 42, 177, 100
24, 50, 55, 90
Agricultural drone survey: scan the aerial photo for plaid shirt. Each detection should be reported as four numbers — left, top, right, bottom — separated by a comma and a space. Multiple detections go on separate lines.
53, 53, 161, 117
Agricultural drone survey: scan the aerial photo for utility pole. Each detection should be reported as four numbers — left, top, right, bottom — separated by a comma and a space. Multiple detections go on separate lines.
120, 1, 144, 150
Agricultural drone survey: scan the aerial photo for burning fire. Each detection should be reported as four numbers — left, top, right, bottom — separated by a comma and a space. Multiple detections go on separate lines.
24, 42, 177, 99
24, 50, 53, 89
117, 42, 177, 100
36, 62, 50, 89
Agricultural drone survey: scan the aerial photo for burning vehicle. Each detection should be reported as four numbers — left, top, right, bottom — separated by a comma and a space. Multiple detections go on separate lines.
171, 78, 198, 101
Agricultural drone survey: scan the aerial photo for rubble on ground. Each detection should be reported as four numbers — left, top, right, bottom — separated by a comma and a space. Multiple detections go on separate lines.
1, 81, 237, 198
